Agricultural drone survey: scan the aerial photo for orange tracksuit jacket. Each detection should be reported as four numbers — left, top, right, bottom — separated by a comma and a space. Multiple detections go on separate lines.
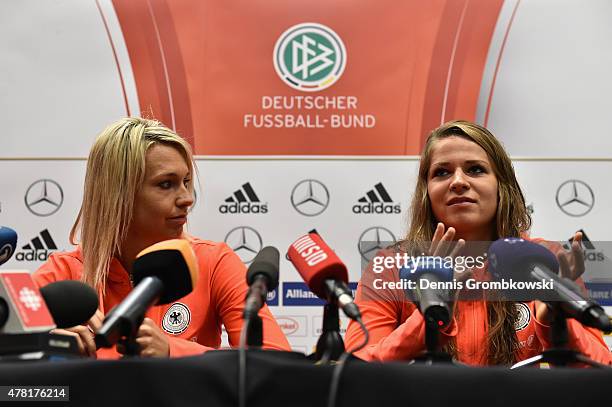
33, 235, 291, 359
345, 249, 612, 366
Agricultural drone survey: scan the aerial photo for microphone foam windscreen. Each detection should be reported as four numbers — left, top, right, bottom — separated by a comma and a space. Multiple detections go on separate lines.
287, 232, 348, 299
488, 238, 559, 281
247, 246, 280, 289
133, 239, 198, 304
40, 280, 99, 328
399, 256, 454, 282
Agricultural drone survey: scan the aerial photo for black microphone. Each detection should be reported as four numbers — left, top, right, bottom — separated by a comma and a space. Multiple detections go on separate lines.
40, 280, 98, 328
95, 239, 198, 348
0, 274, 93, 359
489, 238, 612, 333
243, 247, 279, 320
399, 257, 454, 329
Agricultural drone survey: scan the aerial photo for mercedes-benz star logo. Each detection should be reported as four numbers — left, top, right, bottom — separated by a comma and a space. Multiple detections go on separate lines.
290, 179, 330, 216
24, 179, 64, 217
555, 180, 594, 217
358, 226, 397, 262
224, 226, 263, 264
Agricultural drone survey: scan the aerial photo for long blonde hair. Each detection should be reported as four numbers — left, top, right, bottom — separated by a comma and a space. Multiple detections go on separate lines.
70, 117, 194, 294
404, 120, 531, 365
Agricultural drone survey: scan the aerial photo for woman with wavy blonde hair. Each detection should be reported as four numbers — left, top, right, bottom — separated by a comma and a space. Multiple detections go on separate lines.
345, 120, 610, 366
72, 117, 194, 293
34, 117, 290, 359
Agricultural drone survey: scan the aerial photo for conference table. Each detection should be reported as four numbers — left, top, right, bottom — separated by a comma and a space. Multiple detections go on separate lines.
0, 350, 609, 406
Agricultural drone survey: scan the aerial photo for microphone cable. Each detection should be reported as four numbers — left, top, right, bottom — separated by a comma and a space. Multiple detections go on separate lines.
238, 318, 250, 407
326, 317, 369, 407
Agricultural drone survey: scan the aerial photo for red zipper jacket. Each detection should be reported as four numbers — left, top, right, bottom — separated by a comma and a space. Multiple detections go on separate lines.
33, 235, 291, 358
345, 246, 611, 366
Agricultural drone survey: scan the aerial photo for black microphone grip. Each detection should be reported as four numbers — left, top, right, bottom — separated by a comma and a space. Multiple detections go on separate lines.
95, 276, 163, 348
415, 273, 451, 329
243, 275, 268, 320
323, 279, 361, 321
530, 264, 612, 332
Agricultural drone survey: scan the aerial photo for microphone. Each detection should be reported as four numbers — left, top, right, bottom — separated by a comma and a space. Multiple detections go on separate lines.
0, 270, 55, 333
0, 227, 18, 266
287, 231, 361, 321
95, 239, 198, 348
40, 280, 99, 328
399, 257, 454, 329
488, 238, 612, 333
243, 247, 279, 320
0, 272, 99, 359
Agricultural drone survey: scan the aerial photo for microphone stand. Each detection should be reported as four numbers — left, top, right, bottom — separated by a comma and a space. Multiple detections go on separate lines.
119, 314, 144, 358
411, 318, 453, 365
245, 313, 263, 348
511, 304, 609, 369
314, 303, 344, 363
238, 305, 262, 407
242, 282, 265, 348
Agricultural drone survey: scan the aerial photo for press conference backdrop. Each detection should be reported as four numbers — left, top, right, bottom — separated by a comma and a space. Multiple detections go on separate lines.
1, 0, 611, 353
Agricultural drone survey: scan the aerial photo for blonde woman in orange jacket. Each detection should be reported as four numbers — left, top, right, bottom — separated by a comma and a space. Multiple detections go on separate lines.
34, 117, 290, 359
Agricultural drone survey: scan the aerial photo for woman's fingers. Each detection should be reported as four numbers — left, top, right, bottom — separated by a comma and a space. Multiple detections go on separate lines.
449, 238, 465, 260
429, 223, 445, 255
433, 227, 455, 257
134, 318, 170, 358
558, 231, 585, 281
88, 309, 104, 332
73, 325, 97, 357
430, 223, 463, 258
571, 232, 585, 280
50, 326, 97, 358
50, 329, 85, 355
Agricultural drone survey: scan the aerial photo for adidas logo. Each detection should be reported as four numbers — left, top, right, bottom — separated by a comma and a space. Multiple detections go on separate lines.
219, 182, 268, 214
16, 229, 58, 262
352, 182, 401, 214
